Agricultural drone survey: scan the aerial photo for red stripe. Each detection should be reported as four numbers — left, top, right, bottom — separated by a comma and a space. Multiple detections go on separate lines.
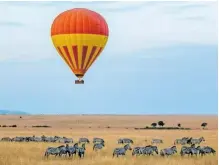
88, 47, 103, 68
84, 46, 97, 69
81, 46, 88, 69
72, 46, 79, 69
57, 47, 74, 71
63, 46, 75, 69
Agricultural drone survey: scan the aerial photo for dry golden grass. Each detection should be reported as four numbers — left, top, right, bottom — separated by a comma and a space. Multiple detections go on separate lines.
0, 115, 217, 165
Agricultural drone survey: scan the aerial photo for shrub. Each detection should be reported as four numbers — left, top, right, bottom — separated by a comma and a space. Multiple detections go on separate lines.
151, 123, 157, 127
158, 121, 165, 127
32, 125, 51, 128
201, 122, 208, 129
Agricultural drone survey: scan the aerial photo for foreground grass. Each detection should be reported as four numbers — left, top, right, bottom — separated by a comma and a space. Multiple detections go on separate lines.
0, 129, 217, 165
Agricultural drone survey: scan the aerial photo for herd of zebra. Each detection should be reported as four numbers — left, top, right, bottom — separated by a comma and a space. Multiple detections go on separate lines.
43, 136, 216, 159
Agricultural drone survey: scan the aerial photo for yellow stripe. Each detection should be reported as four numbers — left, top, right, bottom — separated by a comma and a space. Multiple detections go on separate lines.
85, 48, 103, 71
82, 45, 92, 69
67, 44, 77, 69
57, 47, 74, 70
51, 34, 108, 47
78, 45, 82, 69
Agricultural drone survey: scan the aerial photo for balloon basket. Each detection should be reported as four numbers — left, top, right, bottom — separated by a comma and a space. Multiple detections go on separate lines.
75, 80, 84, 84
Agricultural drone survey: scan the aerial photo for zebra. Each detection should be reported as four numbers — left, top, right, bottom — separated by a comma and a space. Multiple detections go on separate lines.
198, 146, 216, 156
118, 138, 133, 144
118, 138, 123, 144
77, 143, 86, 158
174, 137, 190, 145
188, 137, 205, 145
11, 136, 25, 142
180, 146, 191, 156
79, 138, 90, 144
123, 138, 134, 144
68, 143, 79, 157
132, 145, 158, 156
180, 145, 200, 156
63, 137, 73, 143
93, 137, 105, 144
93, 142, 105, 151
141, 145, 159, 156
44, 145, 66, 158
113, 144, 132, 157
132, 147, 144, 156
151, 139, 163, 144
59, 144, 70, 157
1, 137, 12, 142
160, 146, 177, 157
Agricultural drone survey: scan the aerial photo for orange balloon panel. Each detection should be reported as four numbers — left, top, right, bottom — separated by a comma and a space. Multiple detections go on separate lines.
51, 8, 109, 78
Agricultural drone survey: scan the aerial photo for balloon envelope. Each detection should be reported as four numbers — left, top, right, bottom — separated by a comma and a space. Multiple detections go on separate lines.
51, 8, 109, 79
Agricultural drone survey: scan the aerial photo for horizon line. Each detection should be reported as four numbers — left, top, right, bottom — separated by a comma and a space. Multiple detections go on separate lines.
3, 113, 217, 116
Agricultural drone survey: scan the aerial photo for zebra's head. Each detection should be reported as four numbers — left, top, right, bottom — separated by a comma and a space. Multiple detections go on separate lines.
118, 139, 123, 144
74, 143, 79, 148
152, 146, 158, 154
200, 137, 205, 141
124, 144, 132, 150
171, 146, 177, 153
196, 146, 201, 150
82, 143, 86, 150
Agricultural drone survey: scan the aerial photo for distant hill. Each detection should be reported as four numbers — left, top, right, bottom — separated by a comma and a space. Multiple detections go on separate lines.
0, 110, 29, 115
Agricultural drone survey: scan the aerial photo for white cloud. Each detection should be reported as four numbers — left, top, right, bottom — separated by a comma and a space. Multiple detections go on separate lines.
0, 1, 217, 61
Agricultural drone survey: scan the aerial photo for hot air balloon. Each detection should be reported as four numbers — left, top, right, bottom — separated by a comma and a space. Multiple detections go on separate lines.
51, 8, 109, 84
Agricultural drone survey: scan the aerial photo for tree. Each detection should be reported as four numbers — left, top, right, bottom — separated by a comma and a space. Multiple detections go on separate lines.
177, 123, 181, 128
158, 121, 165, 127
201, 122, 208, 129
151, 123, 157, 128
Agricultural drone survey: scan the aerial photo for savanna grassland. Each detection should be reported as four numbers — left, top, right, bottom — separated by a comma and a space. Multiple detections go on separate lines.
0, 115, 217, 165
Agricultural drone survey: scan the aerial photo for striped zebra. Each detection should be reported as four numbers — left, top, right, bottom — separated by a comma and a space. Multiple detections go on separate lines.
79, 138, 90, 144
174, 137, 190, 145
188, 137, 205, 145
93, 142, 105, 151
59, 144, 70, 157
141, 145, 159, 156
118, 138, 133, 144
93, 137, 105, 144
151, 139, 163, 144
68, 143, 79, 157
77, 143, 86, 158
199, 146, 216, 156
160, 146, 177, 157
44, 145, 66, 158
113, 144, 132, 157
180, 145, 200, 156
132, 147, 145, 156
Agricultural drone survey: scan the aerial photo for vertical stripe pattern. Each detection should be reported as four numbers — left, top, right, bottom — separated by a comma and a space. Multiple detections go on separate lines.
56, 45, 103, 77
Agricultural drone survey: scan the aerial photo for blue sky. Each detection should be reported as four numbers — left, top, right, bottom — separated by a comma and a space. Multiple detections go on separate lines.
0, 1, 217, 114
